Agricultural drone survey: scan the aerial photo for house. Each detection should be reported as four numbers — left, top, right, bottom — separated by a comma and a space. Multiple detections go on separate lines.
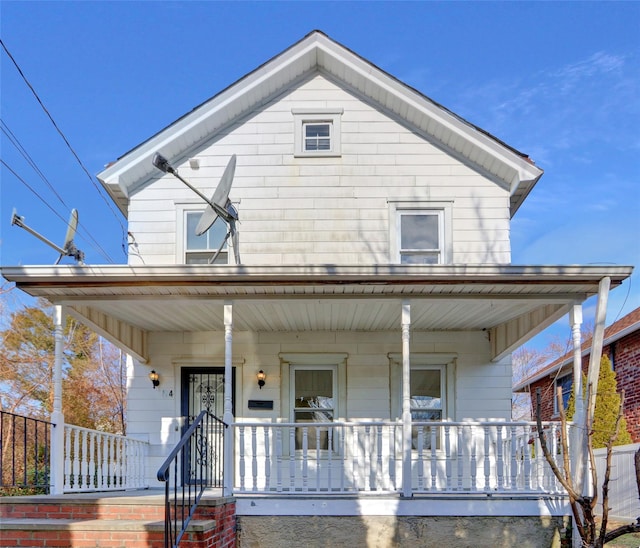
1, 30, 634, 547
514, 306, 640, 442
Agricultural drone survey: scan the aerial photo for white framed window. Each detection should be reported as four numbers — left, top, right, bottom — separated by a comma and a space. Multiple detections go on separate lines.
280, 353, 347, 452
389, 353, 456, 451
177, 205, 230, 264
554, 372, 573, 415
292, 109, 343, 157
389, 201, 453, 264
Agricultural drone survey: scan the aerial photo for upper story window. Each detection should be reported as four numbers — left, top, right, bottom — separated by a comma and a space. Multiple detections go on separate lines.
399, 210, 443, 264
389, 201, 453, 264
182, 209, 229, 264
292, 108, 343, 157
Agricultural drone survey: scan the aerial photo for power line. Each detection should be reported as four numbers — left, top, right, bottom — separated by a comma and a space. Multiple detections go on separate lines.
1, 121, 70, 210
0, 37, 128, 256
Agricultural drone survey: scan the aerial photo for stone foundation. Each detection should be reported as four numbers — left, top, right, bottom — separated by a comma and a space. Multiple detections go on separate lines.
237, 515, 570, 548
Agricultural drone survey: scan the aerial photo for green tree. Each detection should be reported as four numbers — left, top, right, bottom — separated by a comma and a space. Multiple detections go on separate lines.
567, 355, 632, 449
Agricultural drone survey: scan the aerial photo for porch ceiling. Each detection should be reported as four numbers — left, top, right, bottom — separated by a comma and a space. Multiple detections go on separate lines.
2, 264, 632, 363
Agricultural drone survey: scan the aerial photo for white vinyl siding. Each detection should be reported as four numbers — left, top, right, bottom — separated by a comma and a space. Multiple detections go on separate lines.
127, 75, 511, 266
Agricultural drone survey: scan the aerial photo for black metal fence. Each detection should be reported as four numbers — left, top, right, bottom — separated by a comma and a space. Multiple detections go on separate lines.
0, 411, 53, 495
157, 410, 227, 548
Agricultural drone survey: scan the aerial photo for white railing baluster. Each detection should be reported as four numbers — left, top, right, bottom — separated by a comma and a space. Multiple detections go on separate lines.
389, 423, 396, 491
470, 428, 477, 491
416, 426, 424, 491
264, 427, 271, 492
72, 429, 80, 491
364, 425, 371, 491
88, 432, 96, 490
276, 428, 283, 493
510, 425, 518, 490
251, 426, 258, 491
445, 425, 452, 491
523, 425, 532, 490
456, 427, 463, 491
80, 430, 88, 490
483, 425, 491, 491
238, 425, 246, 491
430, 426, 437, 489
496, 425, 504, 491
315, 427, 321, 492
327, 427, 333, 491
340, 424, 346, 493
289, 427, 296, 490
64, 428, 71, 491
376, 425, 383, 491
302, 427, 308, 491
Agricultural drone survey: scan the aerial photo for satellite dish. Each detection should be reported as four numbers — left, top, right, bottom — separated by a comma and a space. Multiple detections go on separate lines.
11, 208, 85, 265
152, 152, 241, 264
195, 154, 236, 236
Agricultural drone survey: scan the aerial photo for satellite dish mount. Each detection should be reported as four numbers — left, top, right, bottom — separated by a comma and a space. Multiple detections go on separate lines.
11, 208, 85, 265
152, 153, 240, 264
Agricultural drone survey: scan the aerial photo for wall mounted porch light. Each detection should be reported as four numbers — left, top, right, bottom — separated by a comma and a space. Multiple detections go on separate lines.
149, 370, 160, 389
257, 370, 266, 389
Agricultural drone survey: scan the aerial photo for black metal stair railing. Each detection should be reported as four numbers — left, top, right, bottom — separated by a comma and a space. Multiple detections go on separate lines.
157, 410, 227, 548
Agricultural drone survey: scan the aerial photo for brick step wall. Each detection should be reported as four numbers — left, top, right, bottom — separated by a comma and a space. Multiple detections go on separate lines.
0, 492, 236, 548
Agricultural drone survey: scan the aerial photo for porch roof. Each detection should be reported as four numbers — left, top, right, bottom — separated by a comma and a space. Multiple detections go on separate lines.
2, 263, 632, 364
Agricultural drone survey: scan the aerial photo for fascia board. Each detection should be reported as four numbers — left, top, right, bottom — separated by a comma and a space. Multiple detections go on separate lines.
2, 264, 633, 285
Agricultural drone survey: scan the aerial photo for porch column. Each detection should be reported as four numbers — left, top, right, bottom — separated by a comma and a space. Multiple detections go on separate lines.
401, 300, 412, 498
582, 277, 610, 497
223, 301, 234, 496
569, 305, 585, 493
50, 305, 65, 495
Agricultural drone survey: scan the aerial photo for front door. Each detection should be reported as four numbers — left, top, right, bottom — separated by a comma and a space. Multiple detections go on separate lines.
180, 367, 235, 486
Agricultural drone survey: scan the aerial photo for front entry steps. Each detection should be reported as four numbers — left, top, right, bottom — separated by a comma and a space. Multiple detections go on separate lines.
0, 490, 236, 547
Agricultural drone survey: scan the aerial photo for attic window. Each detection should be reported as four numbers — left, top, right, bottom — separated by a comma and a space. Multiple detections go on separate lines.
304, 122, 331, 151
293, 108, 343, 157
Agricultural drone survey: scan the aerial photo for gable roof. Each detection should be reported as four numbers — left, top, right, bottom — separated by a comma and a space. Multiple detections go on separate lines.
513, 306, 640, 391
98, 30, 543, 219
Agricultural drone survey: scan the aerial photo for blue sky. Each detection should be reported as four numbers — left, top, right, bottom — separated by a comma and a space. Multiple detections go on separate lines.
1, 1, 639, 348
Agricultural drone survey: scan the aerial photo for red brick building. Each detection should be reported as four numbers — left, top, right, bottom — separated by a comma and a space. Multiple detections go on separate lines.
514, 307, 640, 442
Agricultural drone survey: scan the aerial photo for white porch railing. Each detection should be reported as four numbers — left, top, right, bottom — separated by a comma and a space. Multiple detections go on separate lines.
234, 421, 567, 495
63, 425, 149, 492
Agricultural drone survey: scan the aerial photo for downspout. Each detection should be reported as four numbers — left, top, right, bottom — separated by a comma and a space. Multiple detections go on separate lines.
223, 302, 234, 496
50, 305, 65, 495
401, 300, 412, 498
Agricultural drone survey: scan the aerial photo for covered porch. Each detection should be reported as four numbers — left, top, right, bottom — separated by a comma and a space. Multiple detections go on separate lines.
1, 263, 632, 503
